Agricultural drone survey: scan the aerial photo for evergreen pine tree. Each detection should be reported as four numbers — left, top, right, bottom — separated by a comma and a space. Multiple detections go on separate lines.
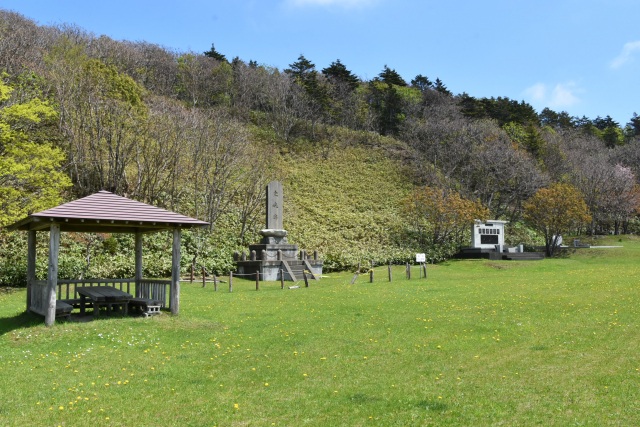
203, 43, 227, 62
321, 59, 359, 91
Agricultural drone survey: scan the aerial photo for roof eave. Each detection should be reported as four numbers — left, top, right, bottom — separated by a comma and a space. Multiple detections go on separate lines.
6, 216, 209, 233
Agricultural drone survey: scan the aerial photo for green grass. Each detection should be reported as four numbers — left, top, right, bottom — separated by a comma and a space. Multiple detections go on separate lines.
1, 236, 639, 426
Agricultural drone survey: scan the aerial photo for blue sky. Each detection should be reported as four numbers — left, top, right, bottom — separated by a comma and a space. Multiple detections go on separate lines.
3, 0, 639, 125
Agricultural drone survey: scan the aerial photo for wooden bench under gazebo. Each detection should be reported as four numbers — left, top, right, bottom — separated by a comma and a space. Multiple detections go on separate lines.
6, 191, 209, 326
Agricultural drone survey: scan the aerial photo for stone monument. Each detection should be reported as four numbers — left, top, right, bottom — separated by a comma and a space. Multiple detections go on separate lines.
457, 219, 543, 260
235, 181, 323, 281
471, 219, 508, 249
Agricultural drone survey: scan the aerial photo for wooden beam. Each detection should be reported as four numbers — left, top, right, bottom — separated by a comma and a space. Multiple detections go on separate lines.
45, 224, 60, 326
62, 225, 167, 233
28, 221, 53, 232
27, 230, 36, 312
170, 229, 181, 314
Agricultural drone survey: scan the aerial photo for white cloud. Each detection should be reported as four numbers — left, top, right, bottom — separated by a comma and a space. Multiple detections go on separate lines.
549, 82, 581, 108
523, 81, 582, 110
610, 40, 640, 69
285, 0, 378, 8
523, 83, 546, 104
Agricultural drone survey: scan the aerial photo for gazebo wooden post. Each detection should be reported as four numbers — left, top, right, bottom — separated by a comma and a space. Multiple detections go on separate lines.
45, 224, 60, 327
26, 230, 36, 312
134, 232, 143, 298
170, 229, 181, 314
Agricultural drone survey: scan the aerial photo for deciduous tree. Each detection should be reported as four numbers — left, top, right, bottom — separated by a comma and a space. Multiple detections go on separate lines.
403, 186, 489, 248
0, 77, 71, 226
523, 183, 591, 256
47, 41, 147, 196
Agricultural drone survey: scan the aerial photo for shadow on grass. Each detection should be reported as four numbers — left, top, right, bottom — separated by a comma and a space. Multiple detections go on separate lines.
552, 248, 575, 259
0, 303, 139, 336
415, 399, 448, 412
349, 393, 381, 404
0, 310, 42, 335
0, 310, 149, 335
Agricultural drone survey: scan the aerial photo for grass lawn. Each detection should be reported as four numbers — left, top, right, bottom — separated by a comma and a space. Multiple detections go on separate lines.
1, 236, 639, 426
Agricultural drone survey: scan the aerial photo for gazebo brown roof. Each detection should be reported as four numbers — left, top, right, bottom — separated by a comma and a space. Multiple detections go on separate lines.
7, 191, 209, 326
8, 190, 209, 233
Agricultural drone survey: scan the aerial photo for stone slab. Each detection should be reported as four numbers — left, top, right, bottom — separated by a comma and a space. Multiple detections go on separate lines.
266, 181, 283, 230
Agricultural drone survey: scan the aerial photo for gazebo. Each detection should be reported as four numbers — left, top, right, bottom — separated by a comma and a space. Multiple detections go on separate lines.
6, 191, 209, 326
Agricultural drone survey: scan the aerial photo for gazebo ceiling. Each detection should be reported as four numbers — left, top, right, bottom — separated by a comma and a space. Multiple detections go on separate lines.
7, 191, 209, 233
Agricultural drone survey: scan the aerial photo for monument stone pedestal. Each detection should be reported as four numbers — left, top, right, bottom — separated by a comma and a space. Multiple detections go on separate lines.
235, 182, 323, 281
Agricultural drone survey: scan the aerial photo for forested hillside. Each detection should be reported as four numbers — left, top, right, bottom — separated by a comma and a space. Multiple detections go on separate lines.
1, 10, 639, 284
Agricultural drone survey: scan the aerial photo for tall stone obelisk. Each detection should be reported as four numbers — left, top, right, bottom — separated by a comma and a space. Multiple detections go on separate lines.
261, 181, 288, 244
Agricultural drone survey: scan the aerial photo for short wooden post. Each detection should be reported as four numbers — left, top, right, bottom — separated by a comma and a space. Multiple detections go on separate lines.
406, 262, 411, 280
280, 270, 285, 289
213, 275, 218, 291
423, 263, 427, 279
229, 272, 233, 293
202, 266, 206, 288
388, 263, 392, 282
303, 270, 309, 288
369, 268, 374, 283
190, 264, 194, 283
255, 271, 260, 290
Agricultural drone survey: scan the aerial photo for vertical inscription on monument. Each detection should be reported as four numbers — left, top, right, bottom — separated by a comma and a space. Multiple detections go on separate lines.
266, 181, 284, 230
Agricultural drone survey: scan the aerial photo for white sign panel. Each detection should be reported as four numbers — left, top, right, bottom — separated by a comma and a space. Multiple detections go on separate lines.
416, 253, 426, 263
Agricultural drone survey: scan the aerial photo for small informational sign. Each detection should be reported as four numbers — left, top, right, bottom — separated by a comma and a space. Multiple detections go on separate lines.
416, 253, 426, 263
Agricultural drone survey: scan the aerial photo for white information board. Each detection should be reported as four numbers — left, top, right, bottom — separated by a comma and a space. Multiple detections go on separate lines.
416, 253, 426, 263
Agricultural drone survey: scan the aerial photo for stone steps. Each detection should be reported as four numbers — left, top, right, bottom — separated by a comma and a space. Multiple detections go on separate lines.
282, 260, 307, 281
